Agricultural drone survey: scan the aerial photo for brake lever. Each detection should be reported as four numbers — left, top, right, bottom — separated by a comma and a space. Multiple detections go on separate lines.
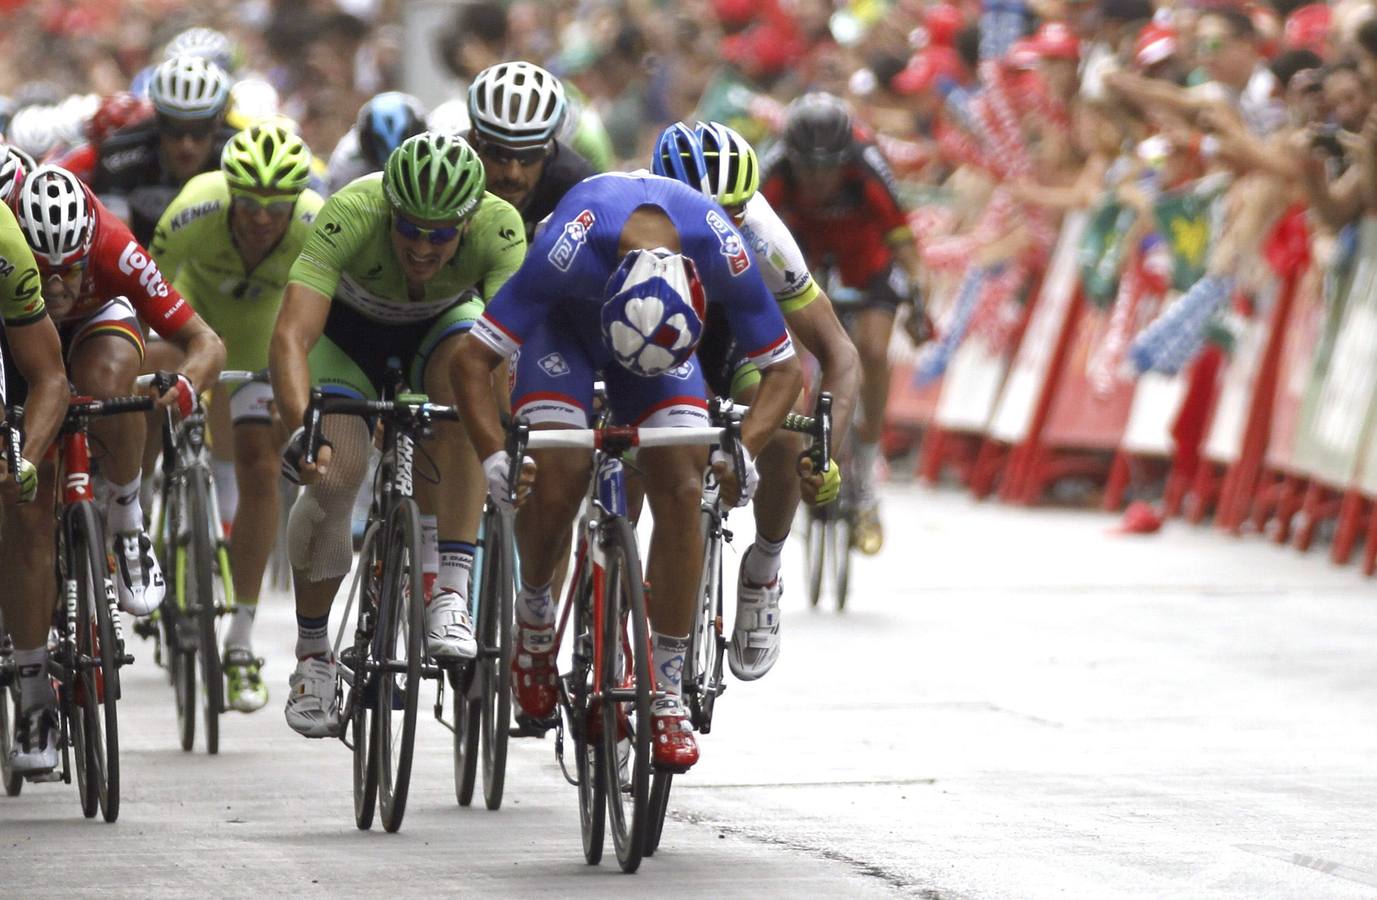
302, 388, 324, 466
505, 416, 530, 508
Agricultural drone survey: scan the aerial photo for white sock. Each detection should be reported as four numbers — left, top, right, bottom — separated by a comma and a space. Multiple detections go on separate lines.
743, 533, 787, 586
516, 583, 554, 628
436, 540, 474, 602
108, 475, 144, 534
854, 442, 879, 499
226, 603, 256, 651
420, 515, 438, 583
212, 458, 239, 524
652, 632, 689, 695
15, 647, 52, 711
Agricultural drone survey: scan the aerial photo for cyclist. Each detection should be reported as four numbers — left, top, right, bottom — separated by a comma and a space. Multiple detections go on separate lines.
467, 61, 597, 240
149, 123, 323, 713
452, 172, 804, 770
324, 92, 428, 196
653, 121, 860, 680
271, 132, 525, 738
0, 201, 73, 777
760, 93, 927, 556
91, 55, 235, 245
53, 92, 155, 183
9, 165, 225, 617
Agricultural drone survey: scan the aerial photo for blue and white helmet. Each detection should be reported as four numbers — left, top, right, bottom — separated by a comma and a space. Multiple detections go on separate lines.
601, 248, 706, 377
651, 122, 709, 194
356, 92, 427, 168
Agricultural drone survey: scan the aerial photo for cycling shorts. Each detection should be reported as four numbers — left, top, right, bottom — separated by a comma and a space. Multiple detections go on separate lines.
3, 297, 144, 408
510, 319, 709, 429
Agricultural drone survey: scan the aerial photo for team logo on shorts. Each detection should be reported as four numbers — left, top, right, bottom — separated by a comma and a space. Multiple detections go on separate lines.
548, 209, 596, 272
538, 352, 570, 377
665, 362, 693, 380
705, 210, 751, 276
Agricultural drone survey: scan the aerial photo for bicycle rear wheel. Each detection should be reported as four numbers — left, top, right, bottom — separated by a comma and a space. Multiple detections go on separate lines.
645, 771, 672, 856
348, 523, 381, 831
187, 470, 222, 754
70, 502, 120, 822
480, 505, 514, 810
569, 552, 604, 865
599, 518, 652, 874
0, 629, 21, 797
374, 498, 423, 833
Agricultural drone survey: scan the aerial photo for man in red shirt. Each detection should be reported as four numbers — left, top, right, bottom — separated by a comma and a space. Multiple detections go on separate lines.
761, 93, 926, 553
8, 165, 224, 615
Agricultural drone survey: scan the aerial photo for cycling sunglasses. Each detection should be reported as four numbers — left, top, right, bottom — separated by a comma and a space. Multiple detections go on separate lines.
231, 193, 297, 216
39, 257, 87, 278
474, 137, 550, 167
158, 116, 219, 139
393, 212, 461, 244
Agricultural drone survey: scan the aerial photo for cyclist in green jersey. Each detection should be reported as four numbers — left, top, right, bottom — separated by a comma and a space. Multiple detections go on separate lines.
271, 132, 526, 738
0, 201, 77, 776
150, 123, 323, 713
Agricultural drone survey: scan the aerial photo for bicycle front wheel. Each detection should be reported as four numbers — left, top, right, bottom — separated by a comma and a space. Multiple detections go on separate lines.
569, 548, 604, 865
187, 469, 222, 755
479, 505, 514, 810
373, 498, 424, 833
805, 508, 827, 608
70, 501, 120, 822
0, 626, 21, 797
347, 522, 382, 831
599, 518, 652, 874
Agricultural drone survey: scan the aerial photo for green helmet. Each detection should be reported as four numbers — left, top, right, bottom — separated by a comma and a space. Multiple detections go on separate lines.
383, 132, 485, 224
221, 123, 312, 195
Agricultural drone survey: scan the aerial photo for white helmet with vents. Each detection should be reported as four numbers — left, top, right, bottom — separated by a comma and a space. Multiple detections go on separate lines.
468, 61, 566, 147
149, 55, 231, 121
15, 165, 94, 266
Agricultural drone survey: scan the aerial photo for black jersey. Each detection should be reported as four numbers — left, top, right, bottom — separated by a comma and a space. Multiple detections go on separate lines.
519, 140, 597, 241
90, 120, 236, 245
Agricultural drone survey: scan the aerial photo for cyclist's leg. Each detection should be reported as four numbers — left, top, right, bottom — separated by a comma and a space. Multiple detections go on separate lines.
223, 383, 278, 712
851, 270, 899, 553
207, 383, 238, 531
68, 299, 164, 614
414, 298, 486, 660
508, 325, 595, 719
607, 360, 709, 768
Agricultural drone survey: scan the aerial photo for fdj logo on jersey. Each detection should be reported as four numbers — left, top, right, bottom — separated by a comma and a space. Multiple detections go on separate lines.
705, 210, 751, 276
548, 209, 596, 272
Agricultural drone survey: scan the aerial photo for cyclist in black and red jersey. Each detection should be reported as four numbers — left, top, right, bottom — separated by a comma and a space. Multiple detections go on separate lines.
760, 93, 928, 554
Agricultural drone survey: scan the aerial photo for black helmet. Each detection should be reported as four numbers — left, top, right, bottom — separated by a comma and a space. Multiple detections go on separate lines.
782, 92, 855, 168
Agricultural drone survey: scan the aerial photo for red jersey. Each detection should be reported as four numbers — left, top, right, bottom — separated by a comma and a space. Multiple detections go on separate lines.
53, 143, 99, 184
760, 143, 912, 289
59, 194, 193, 337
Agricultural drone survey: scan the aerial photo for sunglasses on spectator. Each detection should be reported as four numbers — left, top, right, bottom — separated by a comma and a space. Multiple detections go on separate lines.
159, 117, 218, 139
474, 137, 550, 167
231, 193, 297, 216
393, 212, 462, 244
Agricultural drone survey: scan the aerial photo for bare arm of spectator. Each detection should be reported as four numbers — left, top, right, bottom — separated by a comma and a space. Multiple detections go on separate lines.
1198, 106, 1294, 180
1104, 70, 1200, 121
1290, 128, 1365, 230
1364, 109, 1377, 214
1008, 154, 1112, 212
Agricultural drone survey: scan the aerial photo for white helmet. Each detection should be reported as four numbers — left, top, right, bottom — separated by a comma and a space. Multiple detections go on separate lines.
228, 78, 281, 127
0, 143, 31, 204
54, 93, 99, 150
163, 26, 238, 74
16, 165, 94, 266
468, 61, 566, 147
426, 98, 472, 138
149, 55, 231, 121
5, 105, 60, 159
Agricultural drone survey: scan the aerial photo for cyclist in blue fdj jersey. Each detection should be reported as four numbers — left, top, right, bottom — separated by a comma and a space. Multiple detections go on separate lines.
452, 173, 804, 770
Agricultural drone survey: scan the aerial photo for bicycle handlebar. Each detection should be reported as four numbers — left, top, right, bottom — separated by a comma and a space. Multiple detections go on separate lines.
301, 389, 460, 466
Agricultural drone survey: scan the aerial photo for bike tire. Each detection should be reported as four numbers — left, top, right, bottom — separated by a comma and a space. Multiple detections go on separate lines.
351, 519, 382, 831
834, 514, 852, 612
174, 646, 195, 752
600, 517, 652, 874
74, 502, 120, 822
0, 629, 21, 797
690, 508, 726, 735
188, 470, 222, 755
571, 554, 604, 865
452, 663, 479, 806
481, 506, 514, 811
374, 498, 423, 833
645, 771, 673, 856
806, 510, 826, 609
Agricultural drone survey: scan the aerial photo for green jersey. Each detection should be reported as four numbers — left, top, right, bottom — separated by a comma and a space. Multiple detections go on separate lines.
0, 204, 44, 328
288, 174, 526, 324
150, 172, 324, 371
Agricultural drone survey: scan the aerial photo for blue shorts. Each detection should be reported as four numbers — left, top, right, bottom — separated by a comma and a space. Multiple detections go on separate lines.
510, 320, 710, 428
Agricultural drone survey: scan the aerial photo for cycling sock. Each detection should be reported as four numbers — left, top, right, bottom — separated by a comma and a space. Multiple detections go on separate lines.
295, 612, 331, 660
108, 475, 144, 534
436, 540, 475, 602
226, 602, 257, 652
516, 583, 554, 628
212, 458, 239, 525
420, 515, 438, 592
15, 647, 52, 711
854, 442, 879, 500
743, 533, 787, 586
652, 632, 689, 695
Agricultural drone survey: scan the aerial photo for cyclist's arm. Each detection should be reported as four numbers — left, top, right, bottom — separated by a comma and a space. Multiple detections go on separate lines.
7, 316, 69, 463
165, 314, 226, 399
784, 290, 859, 454
269, 282, 331, 432
452, 334, 507, 461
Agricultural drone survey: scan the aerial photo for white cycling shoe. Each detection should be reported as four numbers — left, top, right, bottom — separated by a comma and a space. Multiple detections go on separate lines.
426, 590, 478, 661
9, 702, 59, 775
284, 656, 340, 738
728, 548, 782, 681
113, 529, 165, 616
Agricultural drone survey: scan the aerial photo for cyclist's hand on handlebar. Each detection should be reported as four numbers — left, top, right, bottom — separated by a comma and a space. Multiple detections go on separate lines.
0, 457, 37, 504
281, 426, 333, 486
798, 453, 840, 507
482, 450, 536, 512
710, 445, 758, 508
150, 372, 197, 418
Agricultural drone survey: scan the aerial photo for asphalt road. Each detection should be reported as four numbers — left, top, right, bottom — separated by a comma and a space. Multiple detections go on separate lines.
6, 484, 1377, 899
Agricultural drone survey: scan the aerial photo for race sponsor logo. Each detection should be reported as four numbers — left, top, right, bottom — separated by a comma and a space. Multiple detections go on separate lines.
499, 226, 519, 243
538, 352, 570, 377
472, 315, 520, 357
548, 209, 595, 272
705, 210, 751, 276
169, 199, 222, 232
334, 273, 457, 324
300, 211, 316, 224
103, 147, 148, 173
15, 270, 40, 311
117, 241, 171, 298
665, 361, 693, 380
319, 221, 343, 245
0, 256, 13, 278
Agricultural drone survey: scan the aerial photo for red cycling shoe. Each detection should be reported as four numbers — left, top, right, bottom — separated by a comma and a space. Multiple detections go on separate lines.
651, 694, 699, 772
511, 622, 558, 719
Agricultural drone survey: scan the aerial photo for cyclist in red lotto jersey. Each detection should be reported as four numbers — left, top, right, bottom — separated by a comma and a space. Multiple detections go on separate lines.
6, 165, 225, 618
760, 93, 927, 555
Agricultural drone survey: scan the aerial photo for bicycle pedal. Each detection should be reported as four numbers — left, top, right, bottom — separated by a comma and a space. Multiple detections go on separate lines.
25, 768, 62, 783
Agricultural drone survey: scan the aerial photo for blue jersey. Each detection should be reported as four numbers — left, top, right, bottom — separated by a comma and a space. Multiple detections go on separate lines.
473, 173, 794, 372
